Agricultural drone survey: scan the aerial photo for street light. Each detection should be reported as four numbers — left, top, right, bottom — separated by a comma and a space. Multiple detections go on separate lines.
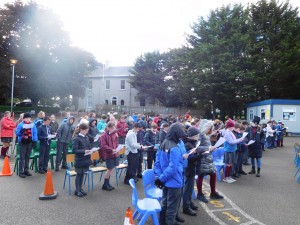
10, 59, 18, 113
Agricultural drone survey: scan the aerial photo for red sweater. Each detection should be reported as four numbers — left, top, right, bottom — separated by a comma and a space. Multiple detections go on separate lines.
117, 121, 128, 137
1, 117, 16, 138
100, 130, 119, 160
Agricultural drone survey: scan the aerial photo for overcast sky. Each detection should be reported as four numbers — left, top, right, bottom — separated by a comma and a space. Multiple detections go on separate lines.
1, 0, 299, 66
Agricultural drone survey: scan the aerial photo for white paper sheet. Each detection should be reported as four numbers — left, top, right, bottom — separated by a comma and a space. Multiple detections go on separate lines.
84, 147, 100, 156
248, 140, 255, 145
242, 132, 248, 139
23, 123, 33, 129
116, 144, 125, 153
93, 134, 101, 142
47, 134, 56, 140
213, 137, 226, 148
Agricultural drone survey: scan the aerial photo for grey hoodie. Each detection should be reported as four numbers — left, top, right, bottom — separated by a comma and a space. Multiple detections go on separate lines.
56, 116, 75, 143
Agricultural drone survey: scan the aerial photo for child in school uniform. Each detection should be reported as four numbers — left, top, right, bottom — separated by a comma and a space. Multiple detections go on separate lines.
223, 119, 244, 183
72, 123, 92, 197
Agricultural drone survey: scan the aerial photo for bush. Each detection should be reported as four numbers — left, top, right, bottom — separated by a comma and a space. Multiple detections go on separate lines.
0, 105, 60, 114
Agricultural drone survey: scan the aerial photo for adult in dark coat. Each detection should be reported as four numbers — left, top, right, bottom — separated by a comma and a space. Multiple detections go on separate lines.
246, 116, 264, 177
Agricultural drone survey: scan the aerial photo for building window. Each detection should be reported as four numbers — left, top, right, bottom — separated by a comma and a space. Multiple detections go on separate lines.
140, 97, 145, 107
105, 100, 109, 105
260, 108, 265, 120
112, 97, 117, 105
283, 107, 296, 121
105, 80, 110, 90
121, 80, 125, 90
249, 109, 254, 121
120, 99, 125, 106
88, 80, 93, 89
87, 96, 93, 108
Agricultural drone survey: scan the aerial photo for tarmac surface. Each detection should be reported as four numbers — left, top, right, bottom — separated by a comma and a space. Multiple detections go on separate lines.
0, 136, 300, 225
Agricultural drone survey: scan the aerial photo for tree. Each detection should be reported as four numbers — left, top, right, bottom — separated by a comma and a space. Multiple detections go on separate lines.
249, 0, 300, 99
0, 1, 99, 106
188, 4, 254, 119
129, 51, 169, 105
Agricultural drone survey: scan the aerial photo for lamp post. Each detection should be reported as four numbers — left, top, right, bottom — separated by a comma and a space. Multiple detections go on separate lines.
10, 59, 18, 113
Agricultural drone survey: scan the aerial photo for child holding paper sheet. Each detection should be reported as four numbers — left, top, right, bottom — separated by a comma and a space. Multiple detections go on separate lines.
196, 121, 223, 203
245, 116, 264, 177
72, 123, 91, 197
37, 116, 53, 174
223, 119, 244, 184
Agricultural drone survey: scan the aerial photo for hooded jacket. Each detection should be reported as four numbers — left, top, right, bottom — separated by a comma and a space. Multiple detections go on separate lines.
87, 118, 98, 144
155, 123, 187, 188
15, 121, 38, 143
100, 129, 119, 160
56, 116, 75, 143
1, 116, 16, 138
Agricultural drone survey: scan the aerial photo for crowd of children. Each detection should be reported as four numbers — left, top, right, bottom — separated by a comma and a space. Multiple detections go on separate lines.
0, 110, 287, 207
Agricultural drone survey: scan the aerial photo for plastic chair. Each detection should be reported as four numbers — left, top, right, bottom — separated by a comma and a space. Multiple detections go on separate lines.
142, 169, 162, 201
85, 152, 107, 190
116, 159, 128, 186
129, 179, 161, 225
211, 147, 225, 182
49, 140, 57, 170
63, 154, 78, 195
14, 143, 37, 175
29, 141, 40, 173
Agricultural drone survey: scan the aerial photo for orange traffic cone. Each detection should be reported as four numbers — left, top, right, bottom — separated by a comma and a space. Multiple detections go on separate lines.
39, 170, 58, 200
124, 207, 134, 225
0, 156, 13, 176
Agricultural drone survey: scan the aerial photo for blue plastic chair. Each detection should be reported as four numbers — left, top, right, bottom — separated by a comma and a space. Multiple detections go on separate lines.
129, 179, 161, 225
115, 160, 128, 186
142, 169, 162, 201
84, 152, 107, 191
211, 147, 226, 182
62, 154, 89, 195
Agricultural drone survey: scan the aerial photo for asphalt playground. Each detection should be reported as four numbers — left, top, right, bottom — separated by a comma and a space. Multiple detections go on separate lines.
0, 137, 299, 225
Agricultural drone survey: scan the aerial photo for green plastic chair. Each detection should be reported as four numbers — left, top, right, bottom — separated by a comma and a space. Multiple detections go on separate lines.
29, 141, 40, 173
49, 140, 57, 170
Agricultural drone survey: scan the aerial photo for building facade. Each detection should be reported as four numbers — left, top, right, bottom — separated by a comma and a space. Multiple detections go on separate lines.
246, 99, 300, 134
78, 66, 156, 112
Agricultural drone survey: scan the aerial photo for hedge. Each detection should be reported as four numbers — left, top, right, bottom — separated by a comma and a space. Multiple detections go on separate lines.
0, 106, 60, 114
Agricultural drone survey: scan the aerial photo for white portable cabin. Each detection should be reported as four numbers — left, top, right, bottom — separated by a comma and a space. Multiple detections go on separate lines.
246, 99, 300, 134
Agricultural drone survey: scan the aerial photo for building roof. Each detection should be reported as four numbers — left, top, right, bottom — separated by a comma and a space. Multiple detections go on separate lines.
247, 99, 300, 107
87, 66, 132, 78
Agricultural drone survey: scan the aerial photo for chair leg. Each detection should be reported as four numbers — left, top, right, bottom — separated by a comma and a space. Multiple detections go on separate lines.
116, 169, 119, 187
151, 212, 159, 225
294, 167, 300, 177
90, 172, 93, 191
133, 210, 139, 219
63, 174, 67, 189
138, 211, 150, 225
68, 175, 71, 195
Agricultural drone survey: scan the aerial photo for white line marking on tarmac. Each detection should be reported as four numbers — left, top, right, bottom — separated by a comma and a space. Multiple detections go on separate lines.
200, 182, 266, 225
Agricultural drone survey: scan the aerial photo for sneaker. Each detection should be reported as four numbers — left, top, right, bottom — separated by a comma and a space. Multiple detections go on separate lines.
80, 189, 87, 196
232, 173, 239, 178
38, 170, 45, 174
24, 171, 32, 176
102, 184, 113, 191
223, 177, 234, 183
74, 191, 84, 197
239, 171, 247, 175
197, 193, 208, 203
108, 184, 115, 190
210, 192, 224, 199
182, 208, 197, 216
19, 173, 26, 178
228, 177, 236, 182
